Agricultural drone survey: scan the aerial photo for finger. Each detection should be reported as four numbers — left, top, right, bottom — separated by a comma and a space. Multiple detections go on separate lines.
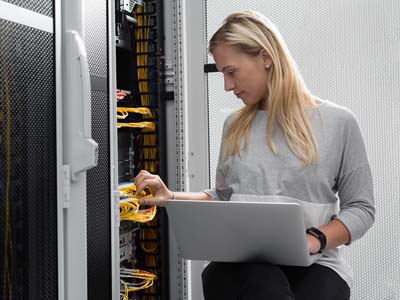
134, 170, 151, 183
139, 196, 166, 207
134, 170, 152, 182
135, 173, 155, 192
135, 178, 160, 195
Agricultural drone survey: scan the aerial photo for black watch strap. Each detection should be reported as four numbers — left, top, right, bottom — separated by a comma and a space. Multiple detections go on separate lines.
306, 227, 327, 253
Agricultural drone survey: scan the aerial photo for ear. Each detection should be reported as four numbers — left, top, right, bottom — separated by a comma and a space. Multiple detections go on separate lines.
260, 49, 273, 67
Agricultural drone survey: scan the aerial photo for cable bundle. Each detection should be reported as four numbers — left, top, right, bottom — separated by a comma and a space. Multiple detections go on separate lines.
117, 121, 155, 131
135, 4, 151, 106
117, 107, 153, 120
119, 183, 148, 199
119, 183, 157, 223
120, 268, 157, 297
120, 199, 157, 223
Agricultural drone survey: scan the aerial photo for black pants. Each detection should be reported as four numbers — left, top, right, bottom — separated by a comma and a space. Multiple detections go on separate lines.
202, 262, 350, 300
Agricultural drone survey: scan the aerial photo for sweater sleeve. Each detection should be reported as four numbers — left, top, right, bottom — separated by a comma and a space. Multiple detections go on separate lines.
334, 112, 375, 243
203, 115, 233, 201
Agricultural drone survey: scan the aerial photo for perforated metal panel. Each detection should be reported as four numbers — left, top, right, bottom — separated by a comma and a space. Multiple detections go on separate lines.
0, 18, 57, 300
87, 90, 111, 300
84, 0, 112, 299
3, 0, 53, 17
85, 0, 108, 78
206, 1, 400, 299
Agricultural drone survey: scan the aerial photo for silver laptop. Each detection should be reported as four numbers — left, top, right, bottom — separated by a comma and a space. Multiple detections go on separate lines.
165, 199, 321, 266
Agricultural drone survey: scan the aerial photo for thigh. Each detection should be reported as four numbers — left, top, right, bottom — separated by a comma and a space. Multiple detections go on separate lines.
202, 262, 242, 300
202, 262, 295, 300
237, 263, 295, 300
283, 264, 350, 300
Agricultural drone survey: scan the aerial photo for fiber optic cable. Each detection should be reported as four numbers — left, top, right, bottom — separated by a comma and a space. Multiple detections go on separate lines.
117, 107, 153, 119
117, 121, 155, 131
120, 268, 157, 292
120, 199, 157, 223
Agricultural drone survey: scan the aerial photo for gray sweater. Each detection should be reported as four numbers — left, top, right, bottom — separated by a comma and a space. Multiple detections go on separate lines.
204, 99, 375, 289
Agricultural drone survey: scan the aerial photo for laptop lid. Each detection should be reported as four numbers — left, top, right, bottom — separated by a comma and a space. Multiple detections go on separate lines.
165, 199, 321, 266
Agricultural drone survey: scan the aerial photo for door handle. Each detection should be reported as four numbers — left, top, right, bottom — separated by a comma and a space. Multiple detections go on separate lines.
66, 30, 98, 180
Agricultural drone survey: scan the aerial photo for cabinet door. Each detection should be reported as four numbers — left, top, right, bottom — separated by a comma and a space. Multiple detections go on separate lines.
0, 1, 58, 299
83, 0, 119, 299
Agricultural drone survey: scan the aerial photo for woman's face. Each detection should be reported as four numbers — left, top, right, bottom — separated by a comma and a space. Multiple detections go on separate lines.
212, 43, 272, 109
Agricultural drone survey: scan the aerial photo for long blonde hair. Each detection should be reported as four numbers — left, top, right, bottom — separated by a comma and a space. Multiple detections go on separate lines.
209, 11, 318, 166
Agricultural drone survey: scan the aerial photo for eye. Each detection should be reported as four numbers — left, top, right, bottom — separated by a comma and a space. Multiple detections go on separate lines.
226, 69, 235, 76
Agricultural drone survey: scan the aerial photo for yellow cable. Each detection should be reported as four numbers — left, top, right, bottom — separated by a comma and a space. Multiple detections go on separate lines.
117, 121, 155, 131
120, 268, 157, 292
140, 227, 158, 253
120, 280, 129, 300
119, 184, 157, 223
119, 183, 148, 199
120, 199, 157, 223
116, 107, 152, 119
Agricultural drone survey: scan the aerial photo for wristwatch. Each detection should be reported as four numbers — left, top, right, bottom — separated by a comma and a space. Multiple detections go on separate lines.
306, 227, 327, 253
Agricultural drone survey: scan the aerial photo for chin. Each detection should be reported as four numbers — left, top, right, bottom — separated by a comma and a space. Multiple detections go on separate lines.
241, 98, 257, 107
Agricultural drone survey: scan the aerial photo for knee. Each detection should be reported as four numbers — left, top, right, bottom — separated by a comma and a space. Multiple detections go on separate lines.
202, 262, 232, 288
239, 263, 294, 300
202, 262, 238, 300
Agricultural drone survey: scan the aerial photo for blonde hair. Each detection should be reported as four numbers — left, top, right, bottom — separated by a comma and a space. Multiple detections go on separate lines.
209, 11, 318, 166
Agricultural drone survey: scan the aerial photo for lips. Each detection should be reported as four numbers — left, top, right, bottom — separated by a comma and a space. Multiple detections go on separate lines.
235, 91, 244, 97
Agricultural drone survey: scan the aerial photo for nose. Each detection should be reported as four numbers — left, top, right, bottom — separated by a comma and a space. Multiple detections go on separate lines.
224, 77, 235, 91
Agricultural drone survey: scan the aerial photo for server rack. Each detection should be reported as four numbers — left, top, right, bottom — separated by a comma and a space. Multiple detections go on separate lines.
115, 1, 169, 299
0, 1, 171, 299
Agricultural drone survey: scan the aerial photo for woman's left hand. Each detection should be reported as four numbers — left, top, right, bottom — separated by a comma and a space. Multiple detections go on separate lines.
307, 234, 321, 254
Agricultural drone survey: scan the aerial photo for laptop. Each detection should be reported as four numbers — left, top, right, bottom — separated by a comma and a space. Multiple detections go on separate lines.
165, 198, 322, 266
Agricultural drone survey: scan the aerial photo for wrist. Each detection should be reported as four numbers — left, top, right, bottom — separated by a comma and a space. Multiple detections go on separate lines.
169, 191, 175, 200
307, 234, 322, 254
306, 227, 327, 253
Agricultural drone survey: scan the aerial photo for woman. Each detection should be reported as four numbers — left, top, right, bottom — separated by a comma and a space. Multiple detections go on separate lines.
135, 11, 375, 300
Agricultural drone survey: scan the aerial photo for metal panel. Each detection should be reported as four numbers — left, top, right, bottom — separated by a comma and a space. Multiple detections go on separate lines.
107, 0, 120, 298
2, 0, 53, 17
83, 0, 112, 299
0, 0, 53, 33
171, 0, 189, 299
87, 90, 112, 300
205, 1, 400, 300
85, 0, 108, 78
0, 18, 57, 300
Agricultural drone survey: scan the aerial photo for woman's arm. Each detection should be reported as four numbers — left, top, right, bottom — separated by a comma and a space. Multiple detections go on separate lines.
173, 191, 212, 201
307, 219, 351, 254
135, 170, 212, 206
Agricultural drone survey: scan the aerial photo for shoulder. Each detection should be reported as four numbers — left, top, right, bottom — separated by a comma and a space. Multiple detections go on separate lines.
320, 100, 356, 120
318, 100, 360, 130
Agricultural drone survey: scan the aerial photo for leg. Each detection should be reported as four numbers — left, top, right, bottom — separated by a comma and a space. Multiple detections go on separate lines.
202, 262, 241, 300
282, 264, 350, 300
202, 262, 295, 300
237, 263, 295, 300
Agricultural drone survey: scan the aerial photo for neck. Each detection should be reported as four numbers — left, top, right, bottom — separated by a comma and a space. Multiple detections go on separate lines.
258, 98, 268, 110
